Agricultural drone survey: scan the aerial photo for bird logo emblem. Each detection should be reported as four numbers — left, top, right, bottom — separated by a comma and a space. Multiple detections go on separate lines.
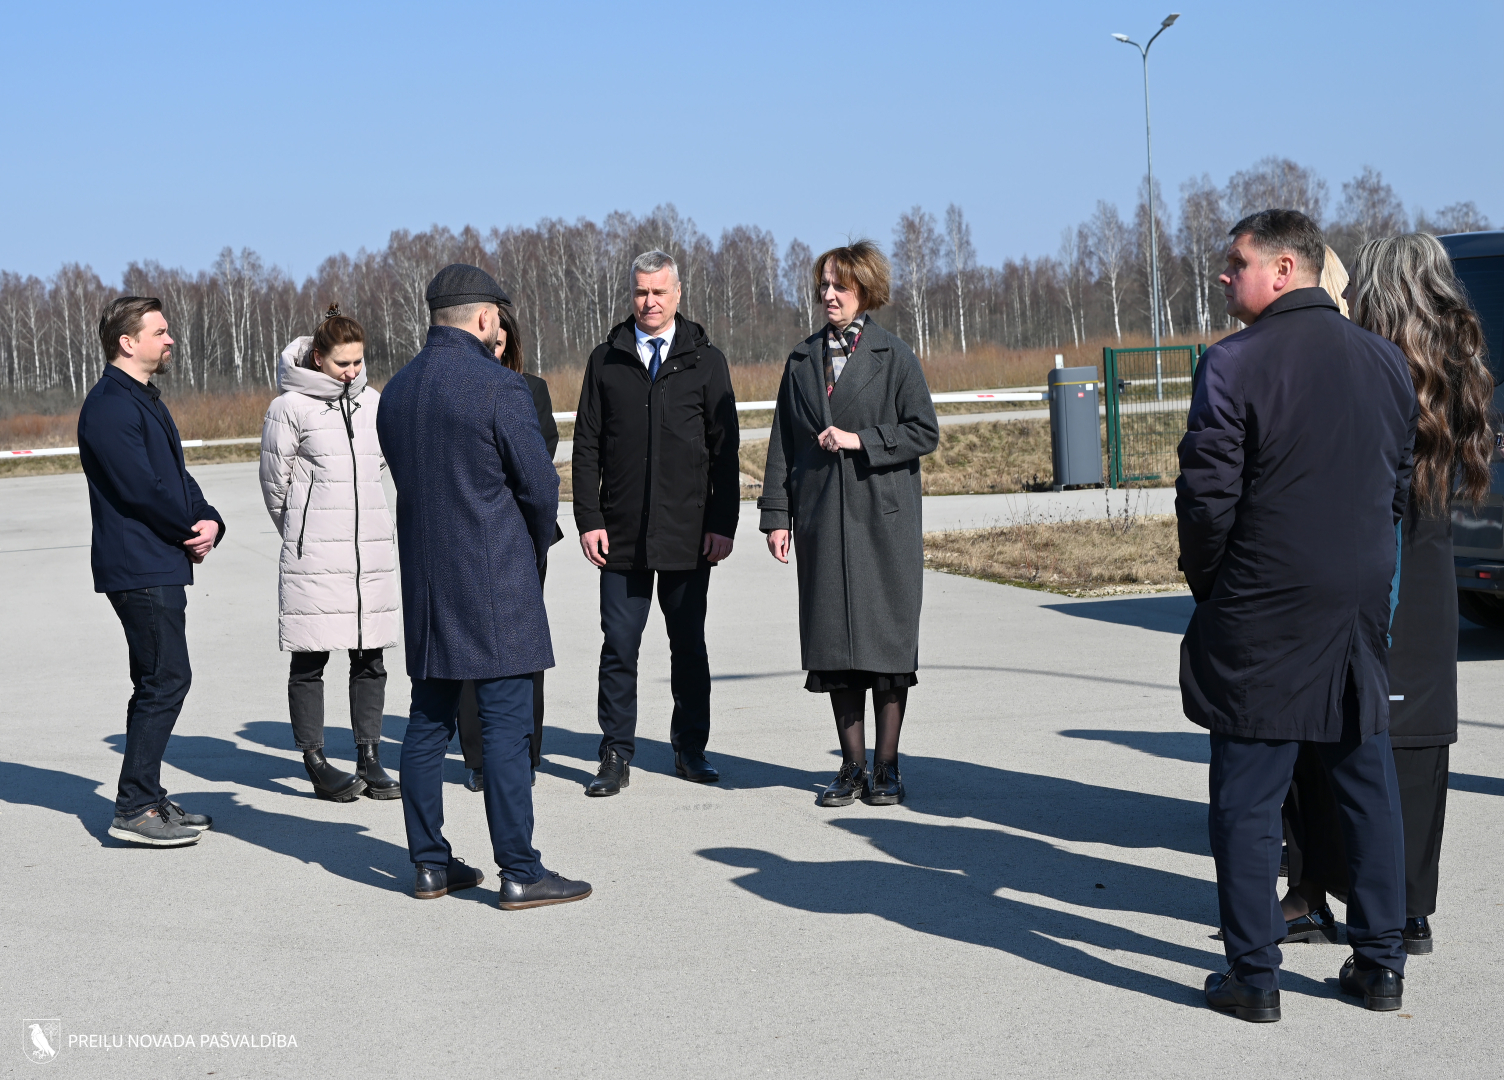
22, 1020, 60, 1065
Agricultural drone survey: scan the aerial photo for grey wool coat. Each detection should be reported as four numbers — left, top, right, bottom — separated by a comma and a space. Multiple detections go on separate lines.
375, 325, 559, 681
757, 318, 939, 673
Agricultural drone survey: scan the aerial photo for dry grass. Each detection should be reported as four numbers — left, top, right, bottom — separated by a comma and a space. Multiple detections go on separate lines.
0, 440, 262, 479
737, 419, 1058, 500
924, 515, 1186, 596
1, 391, 276, 452
922, 420, 1055, 494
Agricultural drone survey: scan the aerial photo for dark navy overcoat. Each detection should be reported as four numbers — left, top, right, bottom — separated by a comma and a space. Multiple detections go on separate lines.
377, 325, 559, 680
1176, 288, 1418, 742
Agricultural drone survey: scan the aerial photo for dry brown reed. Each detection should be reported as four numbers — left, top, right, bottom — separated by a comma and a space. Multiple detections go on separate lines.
739, 419, 1057, 498
1, 390, 277, 451
924, 516, 1185, 596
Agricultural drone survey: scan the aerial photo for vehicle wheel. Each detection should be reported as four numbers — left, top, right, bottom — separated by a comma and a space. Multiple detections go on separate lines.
1457, 589, 1504, 630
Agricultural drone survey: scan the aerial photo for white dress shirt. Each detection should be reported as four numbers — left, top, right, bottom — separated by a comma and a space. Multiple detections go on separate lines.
633, 320, 677, 370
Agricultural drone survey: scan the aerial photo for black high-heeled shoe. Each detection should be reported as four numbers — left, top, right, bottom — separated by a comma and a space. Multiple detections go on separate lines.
1213, 903, 1341, 944
1403, 916, 1433, 955
1281, 903, 1340, 944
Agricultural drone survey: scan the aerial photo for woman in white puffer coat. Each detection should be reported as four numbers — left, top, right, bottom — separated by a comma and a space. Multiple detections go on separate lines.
260, 307, 401, 803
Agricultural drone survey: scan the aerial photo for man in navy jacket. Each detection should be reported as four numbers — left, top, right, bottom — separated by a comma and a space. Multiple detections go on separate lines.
1179, 211, 1417, 1021
377, 264, 590, 909
78, 297, 225, 848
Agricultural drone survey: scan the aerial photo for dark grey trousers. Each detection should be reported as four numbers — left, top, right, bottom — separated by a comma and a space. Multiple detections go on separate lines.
288, 649, 386, 751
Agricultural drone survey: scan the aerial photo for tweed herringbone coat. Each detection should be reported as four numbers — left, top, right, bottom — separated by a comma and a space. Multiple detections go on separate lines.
376, 325, 559, 681
757, 318, 939, 673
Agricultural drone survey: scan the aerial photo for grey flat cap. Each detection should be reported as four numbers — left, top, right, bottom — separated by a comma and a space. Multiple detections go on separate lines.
425, 263, 512, 311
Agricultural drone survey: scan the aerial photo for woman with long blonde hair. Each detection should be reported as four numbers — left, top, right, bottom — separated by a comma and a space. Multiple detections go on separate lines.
1341, 233, 1493, 954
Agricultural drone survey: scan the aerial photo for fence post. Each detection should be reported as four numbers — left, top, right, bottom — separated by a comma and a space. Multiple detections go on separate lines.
1103, 346, 1120, 488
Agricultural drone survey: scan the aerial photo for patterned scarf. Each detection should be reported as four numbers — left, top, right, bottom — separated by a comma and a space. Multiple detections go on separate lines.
822, 313, 866, 397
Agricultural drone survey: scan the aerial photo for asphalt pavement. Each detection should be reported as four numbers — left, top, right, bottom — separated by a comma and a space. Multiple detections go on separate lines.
2, 462, 1501, 1078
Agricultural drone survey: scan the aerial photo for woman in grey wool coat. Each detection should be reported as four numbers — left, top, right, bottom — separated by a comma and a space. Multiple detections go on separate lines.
758, 241, 939, 807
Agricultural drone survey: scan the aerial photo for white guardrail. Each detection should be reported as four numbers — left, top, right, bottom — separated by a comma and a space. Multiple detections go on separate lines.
4, 390, 1058, 459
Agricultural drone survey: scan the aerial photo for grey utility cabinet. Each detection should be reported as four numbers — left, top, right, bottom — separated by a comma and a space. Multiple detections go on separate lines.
1048, 366, 1103, 490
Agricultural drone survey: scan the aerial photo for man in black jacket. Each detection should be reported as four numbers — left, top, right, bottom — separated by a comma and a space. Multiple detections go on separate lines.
1179, 211, 1418, 1021
78, 297, 226, 848
572, 250, 740, 795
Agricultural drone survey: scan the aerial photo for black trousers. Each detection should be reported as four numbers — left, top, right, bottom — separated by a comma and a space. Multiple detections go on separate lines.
458, 672, 544, 770
1393, 744, 1448, 917
1210, 723, 1406, 991
107, 585, 192, 818
597, 565, 712, 763
287, 649, 387, 751
1284, 743, 1449, 918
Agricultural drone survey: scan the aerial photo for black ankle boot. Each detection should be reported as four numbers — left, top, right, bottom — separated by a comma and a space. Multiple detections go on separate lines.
303, 749, 366, 802
357, 744, 401, 800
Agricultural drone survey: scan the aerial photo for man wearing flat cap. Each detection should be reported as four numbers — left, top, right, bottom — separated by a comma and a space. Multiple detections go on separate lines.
376, 263, 591, 909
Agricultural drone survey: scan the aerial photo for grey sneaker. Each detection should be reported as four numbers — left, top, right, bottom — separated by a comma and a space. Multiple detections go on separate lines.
162, 801, 212, 831
108, 807, 200, 847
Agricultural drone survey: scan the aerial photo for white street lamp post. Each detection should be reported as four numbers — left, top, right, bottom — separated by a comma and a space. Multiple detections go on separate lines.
1113, 13, 1179, 401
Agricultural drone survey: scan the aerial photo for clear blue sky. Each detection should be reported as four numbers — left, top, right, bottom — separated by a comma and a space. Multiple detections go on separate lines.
3, 0, 1500, 283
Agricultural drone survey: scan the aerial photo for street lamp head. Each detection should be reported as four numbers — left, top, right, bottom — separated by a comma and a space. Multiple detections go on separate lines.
1161, 13, 1180, 27
1111, 33, 1130, 42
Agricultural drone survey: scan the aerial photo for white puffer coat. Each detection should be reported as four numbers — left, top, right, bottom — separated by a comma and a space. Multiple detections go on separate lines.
259, 337, 400, 653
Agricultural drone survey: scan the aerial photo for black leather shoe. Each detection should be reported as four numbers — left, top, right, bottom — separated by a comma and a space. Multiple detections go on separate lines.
862, 759, 905, 805
585, 751, 629, 797
303, 749, 366, 802
675, 751, 719, 783
1338, 955, 1404, 1010
1204, 969, 1281, 1022
817, 761, 867, 807
356, 743, 401, 800
498, 870, 592, 910
1403, 916, 1433, 955
1283, 903, 1340, 944
531, 768, 537, 788
413, 858, 484, 900
465, 768, 484, 792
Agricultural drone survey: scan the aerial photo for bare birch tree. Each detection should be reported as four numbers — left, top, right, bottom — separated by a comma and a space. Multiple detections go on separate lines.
1089, 201, 1129, 342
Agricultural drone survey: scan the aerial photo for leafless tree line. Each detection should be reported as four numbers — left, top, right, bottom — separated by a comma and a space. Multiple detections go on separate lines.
1, 158, 1491, 403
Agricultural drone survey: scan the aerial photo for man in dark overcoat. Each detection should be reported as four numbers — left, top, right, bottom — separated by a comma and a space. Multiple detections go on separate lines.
79, 296, 225, 848
377, 263, 590, 909
1178, 211, 1418, 1020
571, 250, 740, 795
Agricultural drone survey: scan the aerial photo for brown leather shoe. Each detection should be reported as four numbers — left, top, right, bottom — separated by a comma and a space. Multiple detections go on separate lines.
413, 858, 484, 900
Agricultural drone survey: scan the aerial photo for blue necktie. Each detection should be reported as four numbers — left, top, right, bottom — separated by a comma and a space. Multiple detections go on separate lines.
648, 337, 665, 382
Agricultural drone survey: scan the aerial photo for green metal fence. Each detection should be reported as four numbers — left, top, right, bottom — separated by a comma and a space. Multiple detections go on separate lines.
1103, 344, 1206, 487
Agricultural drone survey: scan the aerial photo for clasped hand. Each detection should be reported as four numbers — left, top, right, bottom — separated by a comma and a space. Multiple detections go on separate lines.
184, 519, 219, 563
816, 425, 861, 453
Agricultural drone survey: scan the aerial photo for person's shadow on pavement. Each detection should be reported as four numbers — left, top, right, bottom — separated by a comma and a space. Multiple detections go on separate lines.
0, 760, 118, 843
95, 731, 414, 891
0, 758, 410, 891
698, 818, 1334, 1010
